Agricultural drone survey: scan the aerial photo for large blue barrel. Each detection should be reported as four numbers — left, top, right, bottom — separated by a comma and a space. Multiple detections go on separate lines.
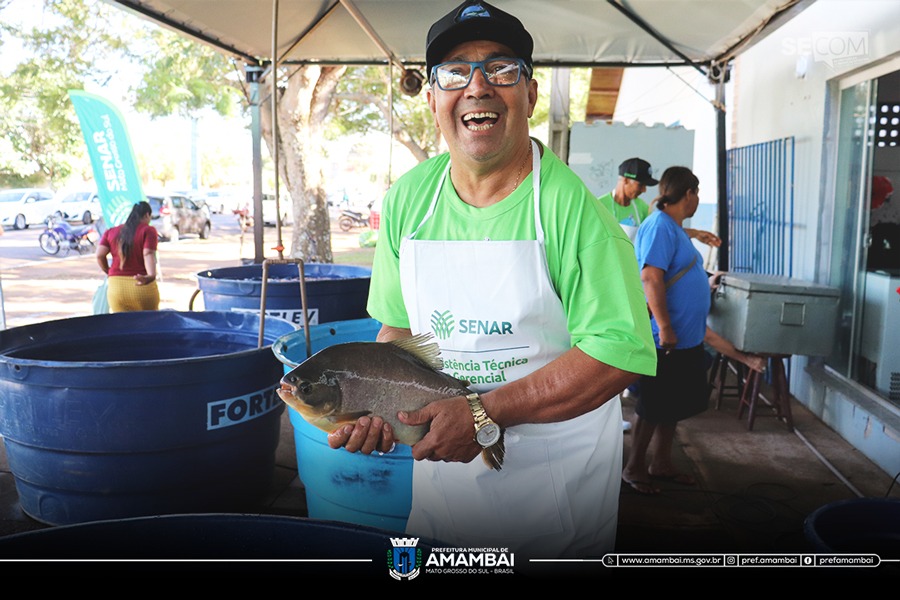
272, 318, 414, 534
0, 311, 296, 526
196, 263, 372, 327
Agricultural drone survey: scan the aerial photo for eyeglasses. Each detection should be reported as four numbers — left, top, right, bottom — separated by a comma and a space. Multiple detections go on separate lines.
430, 58, 529, 91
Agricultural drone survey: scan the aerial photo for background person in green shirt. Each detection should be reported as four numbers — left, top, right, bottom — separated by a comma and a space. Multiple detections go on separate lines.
598, 157, 723, 248
596, 157, 656, 242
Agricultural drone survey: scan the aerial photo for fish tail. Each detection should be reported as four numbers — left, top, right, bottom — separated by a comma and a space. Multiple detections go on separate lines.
481, 432, 505, 471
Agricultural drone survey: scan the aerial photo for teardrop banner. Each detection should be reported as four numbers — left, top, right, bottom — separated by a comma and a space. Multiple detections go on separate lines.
68, 90, 145, 226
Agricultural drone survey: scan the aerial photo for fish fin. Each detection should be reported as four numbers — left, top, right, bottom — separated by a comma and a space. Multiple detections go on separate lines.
391, 333, 444, 370
480, 431, 505, 471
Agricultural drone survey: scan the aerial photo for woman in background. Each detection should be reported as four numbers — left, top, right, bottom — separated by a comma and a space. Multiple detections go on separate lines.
96, 201, 159, 312
623, 166, 763, 495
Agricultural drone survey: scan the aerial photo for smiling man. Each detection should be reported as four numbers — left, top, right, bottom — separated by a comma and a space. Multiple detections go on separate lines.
329, 0, 656, 561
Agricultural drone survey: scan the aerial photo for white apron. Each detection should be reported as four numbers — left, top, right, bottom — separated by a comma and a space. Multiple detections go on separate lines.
398, 141, 623, 559
619, 196, 642, 243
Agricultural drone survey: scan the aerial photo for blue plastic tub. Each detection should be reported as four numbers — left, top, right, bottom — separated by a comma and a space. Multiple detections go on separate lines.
0, 311, 296, 526
272, 318, 414, 534
196, 263, 372, 327
804, 497, 900, 558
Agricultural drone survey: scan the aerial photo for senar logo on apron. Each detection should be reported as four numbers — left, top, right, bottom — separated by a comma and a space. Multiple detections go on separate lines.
400, 140, 568, 392
430, 309, 513, 340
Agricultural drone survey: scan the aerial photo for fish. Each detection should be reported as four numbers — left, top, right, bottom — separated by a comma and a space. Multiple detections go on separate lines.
276, 333, 504, 470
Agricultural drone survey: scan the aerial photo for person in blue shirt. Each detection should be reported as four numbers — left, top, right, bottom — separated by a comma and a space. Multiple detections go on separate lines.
623, 167, 726, 494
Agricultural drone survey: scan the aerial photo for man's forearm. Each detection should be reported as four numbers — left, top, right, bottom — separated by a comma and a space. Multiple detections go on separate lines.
481, 347, 637, 428
378, 326, 637, 429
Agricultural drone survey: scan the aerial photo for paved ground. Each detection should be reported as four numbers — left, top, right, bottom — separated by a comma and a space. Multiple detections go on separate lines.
0, 214, 374, 329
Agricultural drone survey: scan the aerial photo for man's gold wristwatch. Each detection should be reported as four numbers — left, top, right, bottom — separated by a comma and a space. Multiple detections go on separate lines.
466, 393, 501, 448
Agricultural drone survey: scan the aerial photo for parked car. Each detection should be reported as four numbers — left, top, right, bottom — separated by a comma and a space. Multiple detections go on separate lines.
261, 193, 294, 226
0, 188, 56, 230
146, 193, 212, 241
54, 189, 102, 224
204, 189, 235, 214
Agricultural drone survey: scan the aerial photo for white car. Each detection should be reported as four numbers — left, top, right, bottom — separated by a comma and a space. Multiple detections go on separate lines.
55, 189, 102, 224
261, 193, 294, 226
0, 188, 56, 230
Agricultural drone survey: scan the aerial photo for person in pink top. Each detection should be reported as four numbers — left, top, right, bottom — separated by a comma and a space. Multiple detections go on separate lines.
96, 201, 159, 312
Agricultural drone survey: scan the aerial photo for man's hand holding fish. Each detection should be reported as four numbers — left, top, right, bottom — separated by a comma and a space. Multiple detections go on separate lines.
326, 415, 395, 456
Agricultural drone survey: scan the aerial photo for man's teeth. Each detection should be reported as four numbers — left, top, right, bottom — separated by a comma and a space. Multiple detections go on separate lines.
463, 112, 498, 130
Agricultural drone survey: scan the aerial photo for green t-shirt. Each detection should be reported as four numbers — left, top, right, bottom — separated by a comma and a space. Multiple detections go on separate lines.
367, 143, 656, 377
597, 192, 650, 228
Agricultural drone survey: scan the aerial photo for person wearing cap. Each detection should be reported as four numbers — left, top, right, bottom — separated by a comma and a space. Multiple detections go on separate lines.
597, 157, 657, 242
327, 0, 656, 560
598, 158, 722, 248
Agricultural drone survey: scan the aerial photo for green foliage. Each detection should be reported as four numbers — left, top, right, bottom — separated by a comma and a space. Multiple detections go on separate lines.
531, 67, 592, 127
0, 0, 240, 187
132, 28, 241, 119
0, 0, 135, 185
328, 65, 440, 160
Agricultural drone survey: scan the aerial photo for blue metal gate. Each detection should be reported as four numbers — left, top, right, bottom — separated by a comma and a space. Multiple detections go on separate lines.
726, 137, 795, 275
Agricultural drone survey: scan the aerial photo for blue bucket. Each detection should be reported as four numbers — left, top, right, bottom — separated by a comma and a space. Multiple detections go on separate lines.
0, 311, 296, 526
272, 318, 414, 534
196, 263, 372, 327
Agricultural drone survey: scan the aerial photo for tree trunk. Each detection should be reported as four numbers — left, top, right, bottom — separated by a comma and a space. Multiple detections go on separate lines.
259, 64, 346, 263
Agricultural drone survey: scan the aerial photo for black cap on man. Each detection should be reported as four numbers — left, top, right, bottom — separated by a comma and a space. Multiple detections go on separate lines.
426, 1, 534, 78
618, 158, 659, 186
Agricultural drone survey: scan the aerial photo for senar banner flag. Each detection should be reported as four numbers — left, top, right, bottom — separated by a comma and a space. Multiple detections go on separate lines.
68, 90, 145, 226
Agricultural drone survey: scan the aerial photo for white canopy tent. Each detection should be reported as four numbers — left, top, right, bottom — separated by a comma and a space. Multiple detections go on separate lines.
106, 0, 812, 69
104, 0, 816, 265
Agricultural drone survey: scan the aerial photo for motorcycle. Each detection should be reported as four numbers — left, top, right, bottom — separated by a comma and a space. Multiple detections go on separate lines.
39, 216, 98, 256
338, 200, 374, 232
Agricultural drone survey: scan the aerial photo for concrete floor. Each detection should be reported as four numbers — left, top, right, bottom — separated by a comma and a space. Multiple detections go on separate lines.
0, 364, 898, 579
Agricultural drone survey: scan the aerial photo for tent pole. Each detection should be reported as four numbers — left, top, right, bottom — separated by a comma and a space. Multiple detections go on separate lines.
0, 271, 6, 330
714, 66, 730, 272
388, 63, 394, 187
271, 0, 284, 259
247, 64, 265, 264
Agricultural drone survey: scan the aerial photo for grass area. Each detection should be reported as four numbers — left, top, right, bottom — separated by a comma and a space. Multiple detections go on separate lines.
333, 247, 375, 267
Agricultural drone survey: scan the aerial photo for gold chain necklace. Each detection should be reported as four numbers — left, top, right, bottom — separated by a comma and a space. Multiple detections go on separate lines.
511, 143, 532, 195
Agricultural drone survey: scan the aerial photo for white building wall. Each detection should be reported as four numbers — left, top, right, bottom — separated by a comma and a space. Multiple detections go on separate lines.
730, 0, 900, 477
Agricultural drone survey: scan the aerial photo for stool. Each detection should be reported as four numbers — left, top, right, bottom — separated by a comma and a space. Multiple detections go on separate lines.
709, 353, 748, 410
737, 354, 794, 432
